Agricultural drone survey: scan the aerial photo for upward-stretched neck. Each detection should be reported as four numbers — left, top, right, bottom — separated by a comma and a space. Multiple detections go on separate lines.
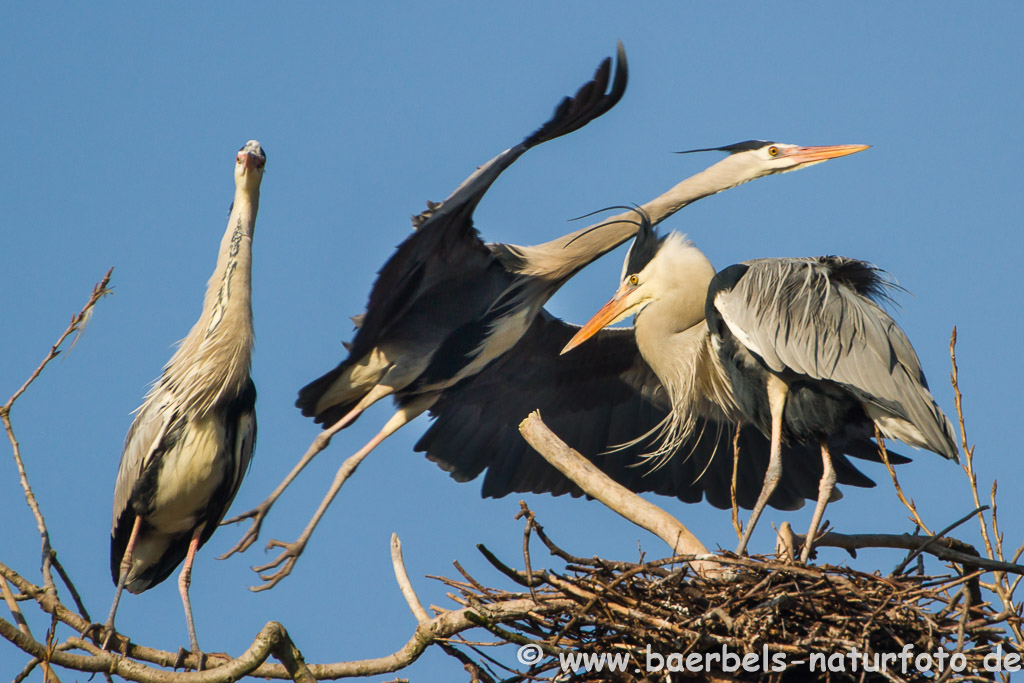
162, 185, 260, 414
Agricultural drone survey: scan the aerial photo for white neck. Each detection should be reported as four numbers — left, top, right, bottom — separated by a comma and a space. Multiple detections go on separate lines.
160, 184, 259, 414
501, 153, 756, 282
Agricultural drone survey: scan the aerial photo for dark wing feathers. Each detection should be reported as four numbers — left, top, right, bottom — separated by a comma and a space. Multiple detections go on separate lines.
297, 46, 628, 418
340, 46, 628, 367
417, 310, 899, 511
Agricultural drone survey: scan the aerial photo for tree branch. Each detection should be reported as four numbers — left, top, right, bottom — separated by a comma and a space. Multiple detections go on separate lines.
518, 411, 720, 576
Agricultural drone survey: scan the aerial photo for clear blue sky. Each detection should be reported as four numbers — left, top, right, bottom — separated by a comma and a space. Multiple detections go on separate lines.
2, 4, 1022, 679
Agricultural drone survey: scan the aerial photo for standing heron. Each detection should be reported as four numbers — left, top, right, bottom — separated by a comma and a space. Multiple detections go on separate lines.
563, 215, 958, 560
105, 140, 265, 662
223, 48, 869, 587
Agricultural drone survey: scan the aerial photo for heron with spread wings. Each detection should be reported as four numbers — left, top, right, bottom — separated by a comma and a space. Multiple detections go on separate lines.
223, 46, 876, 588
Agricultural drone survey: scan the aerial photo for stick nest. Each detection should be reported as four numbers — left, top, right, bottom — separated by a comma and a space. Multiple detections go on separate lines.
438, 528, 1015, 681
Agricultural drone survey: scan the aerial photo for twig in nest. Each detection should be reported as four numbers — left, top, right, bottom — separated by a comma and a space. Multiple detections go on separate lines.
892, 506, 989, 576
515, 501, 539, 602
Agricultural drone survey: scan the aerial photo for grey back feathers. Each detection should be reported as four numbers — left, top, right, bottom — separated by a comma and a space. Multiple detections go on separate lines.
711, 256, 958, 460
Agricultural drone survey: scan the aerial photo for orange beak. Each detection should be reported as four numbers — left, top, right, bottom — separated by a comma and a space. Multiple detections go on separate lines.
780, 143, 870, 163
561, 290, 635, 355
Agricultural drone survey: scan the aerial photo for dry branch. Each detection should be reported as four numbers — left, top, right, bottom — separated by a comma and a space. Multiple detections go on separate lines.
519, 411, 720, 576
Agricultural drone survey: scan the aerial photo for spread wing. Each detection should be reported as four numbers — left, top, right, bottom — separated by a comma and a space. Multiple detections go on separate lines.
298, 45, 627, 420
344, 44, 627, 364
417, 309, 894, 511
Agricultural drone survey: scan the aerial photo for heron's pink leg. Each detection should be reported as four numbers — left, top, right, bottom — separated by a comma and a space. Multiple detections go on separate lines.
220, 384, 395, 558
251, 401, 428, 591
736, 377, 788, 556
102, 514, 142, 649
800, 440, 836, 563
179, 524, 205, 668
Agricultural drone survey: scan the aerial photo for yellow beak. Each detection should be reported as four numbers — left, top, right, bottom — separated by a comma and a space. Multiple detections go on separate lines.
781, 143, 870, 163
561, 292, 635, 355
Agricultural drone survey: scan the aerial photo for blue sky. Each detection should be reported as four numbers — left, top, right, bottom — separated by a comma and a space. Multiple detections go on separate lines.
2, 4, 1023, 679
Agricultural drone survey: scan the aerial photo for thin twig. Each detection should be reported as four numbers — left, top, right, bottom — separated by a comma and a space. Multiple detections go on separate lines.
1, 268, 113, 598
875, 425, 932, 535
391, 534, 429, 624
950, 328, 995, 561
515, 502, 539, 602
730, 422, 742, 541
892, 506, 989, 576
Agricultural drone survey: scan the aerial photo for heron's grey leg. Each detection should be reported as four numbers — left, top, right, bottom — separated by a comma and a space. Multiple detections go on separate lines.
178, 524, 205, 670
102, 514, 142, 649
800, 440, 835, 563
220, 383, 395, 558
736, 377, 788, 555
251, 399, 430, 591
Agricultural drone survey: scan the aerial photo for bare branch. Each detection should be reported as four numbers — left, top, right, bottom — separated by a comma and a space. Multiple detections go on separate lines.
875, 425, 933, 535
391, 534, 429, 624
787, 530, 1024, 574
518, 411, 720, 576
730, 422, 742, 542
891, 506, 989, 576
1, 268, 113, 599
950, 327, 996, 561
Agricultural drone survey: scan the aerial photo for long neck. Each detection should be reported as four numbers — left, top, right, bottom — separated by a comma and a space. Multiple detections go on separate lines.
200, 187, 258, 338
161, 184, 259, 413
496, 154, 753, 284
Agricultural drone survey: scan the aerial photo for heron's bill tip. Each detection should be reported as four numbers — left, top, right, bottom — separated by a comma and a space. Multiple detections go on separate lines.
562, 294, 631, 354
786, 143, 871, 163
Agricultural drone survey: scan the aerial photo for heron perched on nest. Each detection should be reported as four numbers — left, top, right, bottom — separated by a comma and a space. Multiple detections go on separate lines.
564, 211, 957, 560
104, 140, 265, 663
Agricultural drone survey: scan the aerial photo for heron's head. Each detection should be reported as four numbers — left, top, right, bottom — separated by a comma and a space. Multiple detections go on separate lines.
562, 217, 714, 355
235, 140, 267, 192
679, 140, 869, 189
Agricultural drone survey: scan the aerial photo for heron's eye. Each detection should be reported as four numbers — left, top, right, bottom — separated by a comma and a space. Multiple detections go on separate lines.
768, 146, 779, 157
628, 274, 639, 286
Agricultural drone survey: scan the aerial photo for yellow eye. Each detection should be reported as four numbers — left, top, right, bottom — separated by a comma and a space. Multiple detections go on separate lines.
768, 146, 779, 156
628, 274, 639, 286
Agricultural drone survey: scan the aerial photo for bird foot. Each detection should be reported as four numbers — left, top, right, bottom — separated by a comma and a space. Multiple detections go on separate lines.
250, 536, 308, 591
96, 621, 123, 653
219, 500, 273, 559
172, 646, 206, 671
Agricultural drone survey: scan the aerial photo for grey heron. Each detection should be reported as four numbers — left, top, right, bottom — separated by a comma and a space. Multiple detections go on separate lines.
105, 140, 265, 662
564, 214, 958, 561
224, 47, 869, 587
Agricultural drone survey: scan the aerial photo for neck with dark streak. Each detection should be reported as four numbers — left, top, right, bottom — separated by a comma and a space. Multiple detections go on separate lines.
162, 183, 259, 414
